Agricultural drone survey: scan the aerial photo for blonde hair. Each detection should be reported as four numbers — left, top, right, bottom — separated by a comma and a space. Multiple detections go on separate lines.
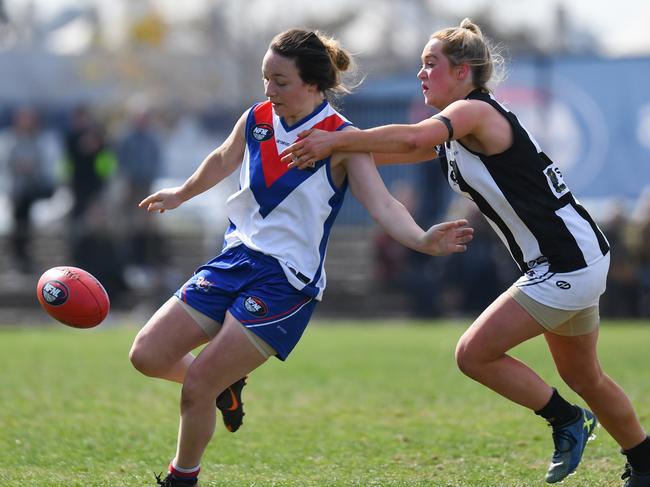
269, 29, 358, 98
431, 18, 505, 90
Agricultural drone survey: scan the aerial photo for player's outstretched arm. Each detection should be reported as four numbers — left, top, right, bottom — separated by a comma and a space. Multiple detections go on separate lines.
281, 100, 485, 169
139, 110, 248, 213
280, 119, 445, 169
343, 150, 473, 256
280, 126, 438, 169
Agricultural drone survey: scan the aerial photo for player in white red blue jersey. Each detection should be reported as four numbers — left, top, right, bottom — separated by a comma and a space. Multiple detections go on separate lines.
128, 28, 474, 487
280, 19, 650, 487
223, 98, 352, 300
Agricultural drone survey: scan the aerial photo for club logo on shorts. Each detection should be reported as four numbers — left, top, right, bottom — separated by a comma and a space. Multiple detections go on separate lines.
244, 296, 268, 317
251, 123, 274, 142
41, 280, 69, 305
194, 276, 214, 292
556, 280, 572, 290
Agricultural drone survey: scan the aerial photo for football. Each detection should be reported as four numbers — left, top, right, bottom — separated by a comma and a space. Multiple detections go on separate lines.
36, 266, 110, 328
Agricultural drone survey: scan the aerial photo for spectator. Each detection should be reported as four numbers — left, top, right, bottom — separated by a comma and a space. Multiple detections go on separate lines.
373, 178, 443, 317
116, 101, 163, 269
437, 204, 519, 316
65, 105, 117, 272
64, 105, 115, 222
1, 107, 60, 272
72, 199, 129, 305
600, 205, 640, 317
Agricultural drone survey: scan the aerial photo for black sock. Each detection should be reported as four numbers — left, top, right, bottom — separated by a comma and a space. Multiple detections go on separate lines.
624, 436, 650, 474
534, 388, 580, 427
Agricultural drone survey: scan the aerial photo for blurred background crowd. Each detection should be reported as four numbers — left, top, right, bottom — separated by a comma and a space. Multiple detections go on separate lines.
1, 0, 650, 321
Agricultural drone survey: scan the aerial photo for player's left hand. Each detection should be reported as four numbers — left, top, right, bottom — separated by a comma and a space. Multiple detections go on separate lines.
139, 187, 184, 213
280, 129, 335, 169
419, 219, 474, 256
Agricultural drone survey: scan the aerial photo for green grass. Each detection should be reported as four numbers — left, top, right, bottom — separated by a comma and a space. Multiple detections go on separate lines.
1, 320, 649, 486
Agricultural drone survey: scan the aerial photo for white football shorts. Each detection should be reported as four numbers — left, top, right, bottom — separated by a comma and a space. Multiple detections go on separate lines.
512, 252, 610, 311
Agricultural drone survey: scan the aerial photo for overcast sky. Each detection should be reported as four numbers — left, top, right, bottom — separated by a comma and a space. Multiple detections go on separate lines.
444, 0, 650, 56
6, 0, 650, 56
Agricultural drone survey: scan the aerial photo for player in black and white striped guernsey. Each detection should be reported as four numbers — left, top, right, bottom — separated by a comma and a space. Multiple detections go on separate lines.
440, 87, 610, 279
281, 18, 650, 487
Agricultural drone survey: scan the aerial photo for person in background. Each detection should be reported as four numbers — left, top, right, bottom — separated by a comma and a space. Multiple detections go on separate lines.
129, 28, 473, 487
64, 105, 114, 223
2, 106, 59, 272
373, 178, 441, 317
64, 105, 122, 299
280, 18, 650, 487
600, 206, 640, 317
117, 101, 163, 270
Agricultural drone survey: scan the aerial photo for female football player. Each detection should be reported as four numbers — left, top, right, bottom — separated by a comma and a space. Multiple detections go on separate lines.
129, 28, 473, 487
280, 19, 650, 487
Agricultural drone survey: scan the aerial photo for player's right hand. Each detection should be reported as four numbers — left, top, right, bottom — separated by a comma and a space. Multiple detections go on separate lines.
139, 187, 184, 213
280, 129, 335, 169
419, 219, 474, 256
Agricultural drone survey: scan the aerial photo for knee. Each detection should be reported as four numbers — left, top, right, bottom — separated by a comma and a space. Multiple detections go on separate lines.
179, 372, 214, 412
455, 337, 482, 378
129, 337, 164, 377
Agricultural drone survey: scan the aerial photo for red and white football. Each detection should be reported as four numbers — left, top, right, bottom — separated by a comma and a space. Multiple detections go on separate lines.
36, 266, 110, 328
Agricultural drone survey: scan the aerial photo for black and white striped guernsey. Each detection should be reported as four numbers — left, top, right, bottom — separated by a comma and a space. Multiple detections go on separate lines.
438, 89, 609, 274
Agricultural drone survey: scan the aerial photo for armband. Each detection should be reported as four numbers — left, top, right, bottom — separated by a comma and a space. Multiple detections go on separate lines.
433, 114, 454, 142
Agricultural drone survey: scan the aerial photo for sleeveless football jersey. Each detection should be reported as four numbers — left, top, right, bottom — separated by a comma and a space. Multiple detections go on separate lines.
223, 100, 351, 300
439, 89, 609, 274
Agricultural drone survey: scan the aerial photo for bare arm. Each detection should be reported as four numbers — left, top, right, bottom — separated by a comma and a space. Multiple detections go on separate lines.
343, 151, 473, 256
280, 100, 485, 168
139, 110, 248, 213
372, 146, 438, 166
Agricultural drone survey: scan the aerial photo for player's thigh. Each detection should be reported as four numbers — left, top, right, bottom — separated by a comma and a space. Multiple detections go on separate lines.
131, 297, 211, 362
183, 311, 268, 400
457, 291, 546, 360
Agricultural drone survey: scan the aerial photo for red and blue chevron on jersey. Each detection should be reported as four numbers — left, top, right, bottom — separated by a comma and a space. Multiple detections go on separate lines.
223, 99, 351, 300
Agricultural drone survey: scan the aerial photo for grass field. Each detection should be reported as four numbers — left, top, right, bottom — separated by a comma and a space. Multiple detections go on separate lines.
1, 320, 648, 487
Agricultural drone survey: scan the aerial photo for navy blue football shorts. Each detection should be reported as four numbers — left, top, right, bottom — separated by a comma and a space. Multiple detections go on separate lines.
174, 244, 317, 361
